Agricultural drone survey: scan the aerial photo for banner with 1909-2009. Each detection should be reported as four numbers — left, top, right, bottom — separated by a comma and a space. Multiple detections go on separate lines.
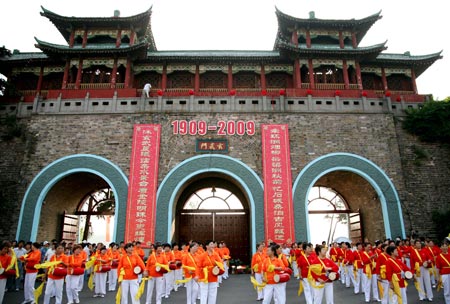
125, 124, 161, 247
261, 124, 295, 244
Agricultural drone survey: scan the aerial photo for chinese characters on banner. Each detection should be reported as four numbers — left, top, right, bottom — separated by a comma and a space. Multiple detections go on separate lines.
261, 124, 295, 244
125, 124, 161, 247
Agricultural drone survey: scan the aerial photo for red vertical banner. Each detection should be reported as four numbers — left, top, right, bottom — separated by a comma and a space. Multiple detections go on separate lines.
125, 124, 161, 247
261, 124, 295, 244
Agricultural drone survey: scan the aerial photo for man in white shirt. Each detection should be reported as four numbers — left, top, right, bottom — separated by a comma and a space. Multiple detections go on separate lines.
143, 83, 152, 98
14, 241, 27, 291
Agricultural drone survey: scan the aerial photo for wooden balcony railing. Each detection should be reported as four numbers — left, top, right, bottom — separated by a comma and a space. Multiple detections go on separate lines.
79, 83, 111, 89
19, 90, 37, 96
315, 83, 346, 90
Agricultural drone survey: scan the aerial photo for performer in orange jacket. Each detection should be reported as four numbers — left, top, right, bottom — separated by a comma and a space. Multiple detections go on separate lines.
262, 244, 287, 304
0, 242, 12, 304
117, 242, 146, 304
181, 241, 201, 304
43, 244, 68, 304
309, 244, 339, 304
21, 242, 41, 304
197, 240, 223, 304
436, 241, 450, 304
385, 245, 411, 304
251, 243, 266, 301
145, 243, 168, 304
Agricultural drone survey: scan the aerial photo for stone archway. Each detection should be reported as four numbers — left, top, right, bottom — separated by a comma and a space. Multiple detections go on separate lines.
16, 154, 128, 242
155, 154, 264, 252
293, 152, 405, 241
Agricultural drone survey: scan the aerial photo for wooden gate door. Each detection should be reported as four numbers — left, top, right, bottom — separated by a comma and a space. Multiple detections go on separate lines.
215, 212, 249, 264
349, 211, 363, 244
61, 212, 79, 243
178, 213, 213, 244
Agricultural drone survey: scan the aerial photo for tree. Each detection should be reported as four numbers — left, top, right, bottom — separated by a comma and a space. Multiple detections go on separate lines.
403, 99, 450, 143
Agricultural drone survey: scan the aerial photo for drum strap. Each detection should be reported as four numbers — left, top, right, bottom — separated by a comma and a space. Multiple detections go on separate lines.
413, 249, 423, 263
188, 253, 197, 267
440, 254, 450, 267
127, 255, 133, 269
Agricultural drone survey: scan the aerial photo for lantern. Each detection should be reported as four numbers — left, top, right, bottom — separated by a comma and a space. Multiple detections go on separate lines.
229, 89, 236, 96
279, 89, 286, 96
306, 89, 313, 95
385, 91, 391, 97
188, 89, 195, 96
261, 89, 267, 96
335, 90, 341, 97
157, 89, 163, 96
362, 91, 368, 97
396, 96, 402, 102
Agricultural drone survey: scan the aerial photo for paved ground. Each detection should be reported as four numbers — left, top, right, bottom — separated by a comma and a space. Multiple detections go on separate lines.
4, 274, 444, 303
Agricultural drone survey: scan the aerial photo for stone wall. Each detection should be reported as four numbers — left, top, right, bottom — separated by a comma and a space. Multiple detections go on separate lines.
1, 111, 447, 241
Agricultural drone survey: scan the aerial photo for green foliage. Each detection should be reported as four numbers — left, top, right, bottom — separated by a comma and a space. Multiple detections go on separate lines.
411, 144, 429, 166
403, 100, 450, 143
431, 209, 450, 242
0, 114, 23, 140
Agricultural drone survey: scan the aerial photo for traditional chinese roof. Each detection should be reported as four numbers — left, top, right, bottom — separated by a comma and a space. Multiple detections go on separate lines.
276, 38, 387, 60
40, 6, 156, 51
275, 7, 382, 46
145, 50, 282, 63
34, 38, 148, 58
363, 51, 443, 76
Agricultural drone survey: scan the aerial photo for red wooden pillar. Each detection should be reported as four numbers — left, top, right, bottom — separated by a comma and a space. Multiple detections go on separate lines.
260, 65, 266, 91
62, 60, 70, 89
75, 59, 83, 89
129, 30, 135, 45
355, 61, 363, 90
69, 30, 75, 48
194, 65, 200, 93
411, 68, 418, 94
111, 58, 118, 89
339, 31, 344, 49
351, 33, 357, 48
342, 60, 349, 90
306, 30, 311, 48
308, 59, 315, 89
116, 29, 122, 48
294, 59, 301, 89
36, 66, 44, 93
124, 58, 132, 89
161, 65, 167, 91
381, 67, 388, 91
291, 30, 298, 45
228, 64, 233, 91
82, 29, 88, 48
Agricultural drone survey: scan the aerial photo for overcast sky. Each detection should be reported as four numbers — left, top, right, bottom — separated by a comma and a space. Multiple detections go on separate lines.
1, 0, 448, 99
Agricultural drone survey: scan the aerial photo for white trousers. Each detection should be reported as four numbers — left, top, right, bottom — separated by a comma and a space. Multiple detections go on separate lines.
44, 278, 64, 304
185, 279, 199, 304
254, 273, 264, 300
262, 283, 285, 304
380, 279, 389, 304
442, 274, 450, 304
24, 272, 37, 302
121, 279, 139, 304
109, 268, 118, 291
339, 264, 345, 284
200, 281, 218, 304
0, 278, 6, 304
174, 269, 183, 289
292, 261, 299, 278
94, 272, 107, 295
390, 287, 407, 304
372, 274, 380, 300
302, 278, 313, 304
344, 265, 356, 288
146, 276, 164, 304
417, 266, 433, 300
164, 271, 174, 296
312, 281, 334, 304
354, 268, 362, 294
361, 272, 371, 301
66, 274, 83, 303
223, 261, 229, 279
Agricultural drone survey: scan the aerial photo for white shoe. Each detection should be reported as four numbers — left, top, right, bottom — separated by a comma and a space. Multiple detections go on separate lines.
164, 295, 169, 298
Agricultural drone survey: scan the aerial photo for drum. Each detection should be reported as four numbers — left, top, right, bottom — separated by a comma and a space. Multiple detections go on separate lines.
169, 262, 177, 270
99, 265, 111, 273
0, 268, 4, 275
328, 272, 337, 281
274, 273, 291, 283
212, 266, 225, 276
134, 266, 142, 274
52, 267, 68, 277
111, 260, 119, 268
404, 271, 413, 280
70, 267, 84, 275
423, 261, 428, 268
175, 260, 182, 266
155, 265, 167, 274
284, 268, 293, 276
5, 269, 17, 277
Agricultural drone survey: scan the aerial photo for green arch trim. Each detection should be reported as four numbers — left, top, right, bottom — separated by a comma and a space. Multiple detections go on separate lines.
292, 153, 405, 241
16, 154, 129, 242
155, 154, 264, 251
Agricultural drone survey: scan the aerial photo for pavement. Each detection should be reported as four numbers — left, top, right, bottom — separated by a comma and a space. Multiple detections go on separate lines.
3, 274, 444, 304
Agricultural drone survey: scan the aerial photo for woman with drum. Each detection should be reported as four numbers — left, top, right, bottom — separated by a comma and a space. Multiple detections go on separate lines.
0, 242, 12, 304
66, 245, 85, 304
21, 242, 42, 304
385, 245, 411, 304
93, 246, 110, 298
108, 243, 120, 292
197, 240, 223, 304
145, 242, 168, 304
43, 244, 68, 304
310, 244, 339, 304
117, 242, 146, 304
262, 244, 287, 304
181, 241, 201, 304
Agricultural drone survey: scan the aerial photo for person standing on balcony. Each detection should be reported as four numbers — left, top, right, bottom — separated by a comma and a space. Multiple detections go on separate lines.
143, 83, 151, 98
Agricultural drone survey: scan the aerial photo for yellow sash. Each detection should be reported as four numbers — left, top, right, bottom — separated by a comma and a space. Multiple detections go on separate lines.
437, 253, 450, 291
363, 251, 372, 279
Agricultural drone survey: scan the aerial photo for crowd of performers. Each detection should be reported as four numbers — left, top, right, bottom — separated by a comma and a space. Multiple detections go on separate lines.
0, 239, 231, 304
251, 238, 450, 304
1, 237, 450, 304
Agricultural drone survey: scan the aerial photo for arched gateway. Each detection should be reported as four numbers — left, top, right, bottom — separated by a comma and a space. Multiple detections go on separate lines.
16, 154, 129, 242
293, 153, 406, 242
155, 154, 264, 253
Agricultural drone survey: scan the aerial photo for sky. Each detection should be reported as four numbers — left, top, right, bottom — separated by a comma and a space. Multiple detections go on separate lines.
1, 0, 448, 99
